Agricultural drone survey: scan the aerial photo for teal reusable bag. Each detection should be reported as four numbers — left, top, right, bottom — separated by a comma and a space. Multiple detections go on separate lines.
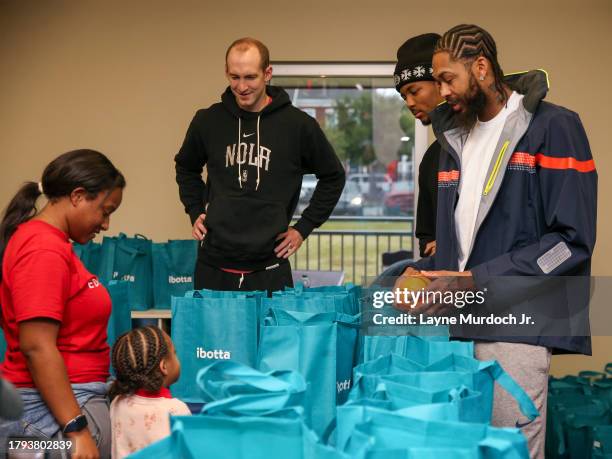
380, 368, 538, 425
186, 289, 267, 344
195, 361, 308, 418
257, 308, 359, 436
349, 353, 426, 402
546, 390, 591, 459
547, 395, 610, 459
106, 280, 131, 349
373, 382, 486, 424
577, 370, 608, 384
94, 236, 117, 284
549, 375, 593, 397
305, 283, 362, 314
593, 379, 612, 409
343, 409, 528, 459
351, 352, 538, 424
0, 326, 6, 364
565, 406, 612, 459
334, 401, 398, 451
426, 354, 539, 421
262, 295, 340, 315
283, 282, 360, 296
151, 240, 197, 309
546, 373, 610, 459
101, 234, 153, 310
361, 335, 473, 364
274, 283, 362, 315
171, 294, 259, 403
546, 373, 595, 458
593, 425, 612, 458
169, 414, 349, 459
343, 381, 486, 444
334, 390, 481, 452
186, 289, 267, 299
73, 241, 104, 275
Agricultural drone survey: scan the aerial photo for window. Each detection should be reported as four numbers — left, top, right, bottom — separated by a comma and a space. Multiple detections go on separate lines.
272, 63, 428, 282
272, 63, 427, 218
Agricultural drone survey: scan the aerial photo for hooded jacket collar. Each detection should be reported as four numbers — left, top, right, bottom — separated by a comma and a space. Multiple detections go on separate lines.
430, 69, 550, 139
220, 85, 292, 192
221, 85, 292, 119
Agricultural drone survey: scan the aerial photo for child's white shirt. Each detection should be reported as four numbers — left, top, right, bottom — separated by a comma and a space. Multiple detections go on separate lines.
110, 389, 191, 458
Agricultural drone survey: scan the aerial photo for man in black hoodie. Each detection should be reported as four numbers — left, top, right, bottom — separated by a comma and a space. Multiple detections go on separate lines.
175, 37, 345, 292
395, 33, 444, 259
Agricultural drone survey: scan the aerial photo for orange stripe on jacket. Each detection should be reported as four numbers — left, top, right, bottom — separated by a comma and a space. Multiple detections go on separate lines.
509, 152, 536, 167
438, 170, 460, 182
510, 152, 596, 172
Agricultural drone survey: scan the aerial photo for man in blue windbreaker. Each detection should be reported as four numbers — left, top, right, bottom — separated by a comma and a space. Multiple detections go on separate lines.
401, 24, 597, 458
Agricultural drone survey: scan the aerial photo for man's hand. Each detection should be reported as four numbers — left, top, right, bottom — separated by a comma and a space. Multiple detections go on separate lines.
411, 270, 475, 315
394, 267, 426, 311
192, 213, 207, 241
393, 270, 474, 315
400, 266, 421, 277
274, 227, 304, 259
420, 270, 474, 288
424, 240, 437, 256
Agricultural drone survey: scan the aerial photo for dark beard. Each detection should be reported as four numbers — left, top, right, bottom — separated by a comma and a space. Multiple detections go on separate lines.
455, 74, 488, 132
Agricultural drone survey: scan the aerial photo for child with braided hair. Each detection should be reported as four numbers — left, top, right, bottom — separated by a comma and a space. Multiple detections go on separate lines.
109, 326, 190, 459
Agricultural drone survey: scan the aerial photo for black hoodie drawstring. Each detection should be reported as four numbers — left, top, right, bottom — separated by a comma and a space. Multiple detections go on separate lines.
237, 117, 243, 189
255, 114, 261, 191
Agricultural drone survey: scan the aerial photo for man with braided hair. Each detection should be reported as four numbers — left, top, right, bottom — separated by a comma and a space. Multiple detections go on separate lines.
109, 326, 190, 458
401, 24, 597, 457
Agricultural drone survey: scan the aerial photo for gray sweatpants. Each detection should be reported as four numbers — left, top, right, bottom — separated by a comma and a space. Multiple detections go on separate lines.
475, 341, 551, 459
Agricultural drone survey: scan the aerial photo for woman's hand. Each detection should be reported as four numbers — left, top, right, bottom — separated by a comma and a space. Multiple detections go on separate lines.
67, 429, 100, 459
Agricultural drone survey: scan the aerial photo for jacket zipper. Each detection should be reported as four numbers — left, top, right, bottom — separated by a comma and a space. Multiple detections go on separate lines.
483, 140, 510, 196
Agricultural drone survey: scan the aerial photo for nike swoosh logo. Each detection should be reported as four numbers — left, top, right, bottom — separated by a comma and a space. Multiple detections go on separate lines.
243, 133, 255, 138
515, 419, 534, 429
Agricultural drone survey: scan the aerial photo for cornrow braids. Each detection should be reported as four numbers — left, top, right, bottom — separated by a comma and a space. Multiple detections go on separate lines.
109, 326, 169, 400
435, 24, 508, 105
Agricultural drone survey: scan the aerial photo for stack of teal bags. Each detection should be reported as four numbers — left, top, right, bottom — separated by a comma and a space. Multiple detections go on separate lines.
337, 335, 536, 458
129, 361, 344, 459
547, 365, 612, 458
133, 283, 540, 458
73, 234, 199, 347
74, 233, 198, 311
170, 283, 361, 437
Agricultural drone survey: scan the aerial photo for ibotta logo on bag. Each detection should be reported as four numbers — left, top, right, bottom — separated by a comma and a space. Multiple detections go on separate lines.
196, 347, 231, 360
336, 379, 351, 394
113, 272, 135, 282
169, 275, 192, 284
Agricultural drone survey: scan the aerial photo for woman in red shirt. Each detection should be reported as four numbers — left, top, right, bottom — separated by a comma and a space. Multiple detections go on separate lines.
0, 149, 125, 459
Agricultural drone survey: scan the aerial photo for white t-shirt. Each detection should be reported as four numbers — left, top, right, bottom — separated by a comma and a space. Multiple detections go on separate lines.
455, 91, 523, 271
110, 392, 191, 458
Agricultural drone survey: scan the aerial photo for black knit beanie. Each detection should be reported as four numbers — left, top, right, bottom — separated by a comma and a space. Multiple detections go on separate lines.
394, 33, 441, 92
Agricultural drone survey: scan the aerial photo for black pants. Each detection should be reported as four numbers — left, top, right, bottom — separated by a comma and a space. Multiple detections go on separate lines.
194, 259, 294, 293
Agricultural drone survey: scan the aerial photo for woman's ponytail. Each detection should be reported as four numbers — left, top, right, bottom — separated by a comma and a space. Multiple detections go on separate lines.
0, 181, 42, 280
